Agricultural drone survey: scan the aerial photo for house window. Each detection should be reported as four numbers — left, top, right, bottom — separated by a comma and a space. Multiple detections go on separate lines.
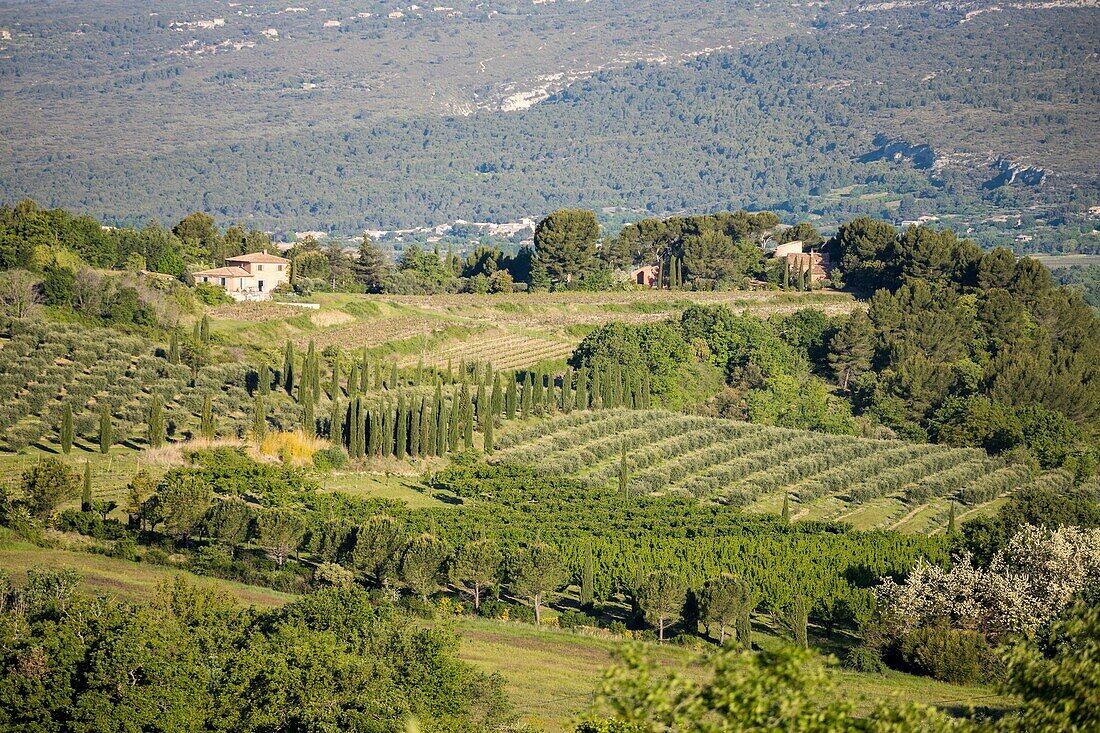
256, 264, 263, 272
258, 280, 265, 291
278, 264, 284, 272
220, 277, 226, 287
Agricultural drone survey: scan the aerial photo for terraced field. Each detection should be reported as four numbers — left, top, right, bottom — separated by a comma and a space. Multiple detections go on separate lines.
494, 410, 1048, 534
396, 329, 576, 371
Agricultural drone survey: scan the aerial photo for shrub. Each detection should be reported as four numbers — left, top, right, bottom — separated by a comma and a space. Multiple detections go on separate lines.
194, 283, 233, 305
844, 645, 887, 675
558, 609, 598, 630
313, 445, 348, 470
897, 623, 997, 684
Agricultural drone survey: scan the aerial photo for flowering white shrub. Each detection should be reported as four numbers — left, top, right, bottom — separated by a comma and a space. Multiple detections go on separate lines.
876, 525, 1100, 637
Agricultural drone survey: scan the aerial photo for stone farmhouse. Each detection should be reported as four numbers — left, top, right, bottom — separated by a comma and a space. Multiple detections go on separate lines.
193, 252, 290, 301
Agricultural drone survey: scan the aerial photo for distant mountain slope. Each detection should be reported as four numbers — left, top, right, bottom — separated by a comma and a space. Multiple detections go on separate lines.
0, 1, 1096, 233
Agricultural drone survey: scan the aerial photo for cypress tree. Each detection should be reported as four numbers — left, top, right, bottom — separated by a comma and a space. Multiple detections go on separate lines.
368, 408, 382, 457
200, 394, 215, 440
448, 394, 461, 450
781, 494, 790, 523
346, 400, 359, 456
445, 359, 453, 384
476, 384, 487, 430
576, 366, 588, 410
463, 396, 474, 450
200, 314, 210, 344
329, 358, 341, 399
147, 394, 165, 448
283, 340, 295, 395
947, 502, 957, 536
395, 394, 408, 459
601, 362, 613, 408
251, 395, 266, 442
310, 343, 321, 402
98, 405, 111, 455
388, 362, 398, 390
436, 400, 449, 456
59, 403, 73, 454
168, 331, 180, 364
490, 374, 503, 425
329, 399, 343, 445
483, 402, 494, 453
81, 462, 92, 513
347, 362, 360, 399
458, 358, 467, 384
373, 361, 383, 390
361, 350, 371, 393
656, 257, 663, 289
520, 372, 532, 419
415, 358, 424, 386
590, 366, 601, 409
505, 374, 518, 419
580, 547, 595, 608
562, 367, 574, 413
381, 403, 394, 456
783, 261, 791, 290
302, 390, 315, 437
618, 445, 630, 497
258, 363, 271, 397
420, 398, 432, 457
193, 321, 201, 341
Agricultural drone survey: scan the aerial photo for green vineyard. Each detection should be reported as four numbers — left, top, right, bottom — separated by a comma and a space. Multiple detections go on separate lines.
494, 410, 1053, 533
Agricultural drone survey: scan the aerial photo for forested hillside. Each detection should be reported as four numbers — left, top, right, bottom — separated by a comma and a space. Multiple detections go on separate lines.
1, 1, 1097, 245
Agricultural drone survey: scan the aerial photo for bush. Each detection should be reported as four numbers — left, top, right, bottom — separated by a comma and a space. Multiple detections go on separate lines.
844, 644, 887, 675
194, 283, 233, 305
558, 609, 598, 630
107, 537, 139, 561
897, 623, 998, 684
312, 445, 348, 470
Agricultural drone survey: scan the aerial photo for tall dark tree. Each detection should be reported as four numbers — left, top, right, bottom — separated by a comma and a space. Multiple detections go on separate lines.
59, 403, 73, 454
147, 394, 165, 448
355, 235, 389, 293
98, 405, 112, 455
533, 209, 600, 285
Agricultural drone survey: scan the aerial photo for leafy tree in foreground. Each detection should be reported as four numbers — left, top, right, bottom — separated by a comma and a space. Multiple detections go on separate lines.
578, 644, 960, 732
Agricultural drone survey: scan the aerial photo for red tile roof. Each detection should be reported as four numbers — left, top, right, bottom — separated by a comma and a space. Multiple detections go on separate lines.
225, 251, 290, 264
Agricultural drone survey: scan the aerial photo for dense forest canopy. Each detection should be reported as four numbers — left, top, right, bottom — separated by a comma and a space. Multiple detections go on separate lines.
0, 2, 1096, 246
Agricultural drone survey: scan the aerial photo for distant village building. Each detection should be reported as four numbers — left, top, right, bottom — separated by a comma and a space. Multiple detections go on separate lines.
630, 264, 660, 288
772, 240, 804, 258
193, 252, 290, 301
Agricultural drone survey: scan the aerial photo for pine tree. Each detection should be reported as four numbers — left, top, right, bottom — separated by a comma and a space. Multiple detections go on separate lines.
147, 393, 165, 448
282, 340, 295, 395
168, 331, 180, 364
98, 405, 112, 455
81, 462, 92, 513
59, 402, 73, 454
200, 394, 215, 440
580, 547, 595, 608
199, 314, 210, 344
354, 235, 388, 293
251, 395, 266, 442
